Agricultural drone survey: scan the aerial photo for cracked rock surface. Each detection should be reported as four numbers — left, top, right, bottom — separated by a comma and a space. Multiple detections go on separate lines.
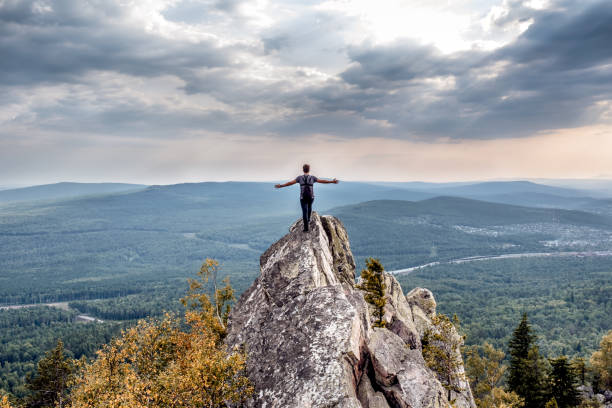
226, 213, 475, 408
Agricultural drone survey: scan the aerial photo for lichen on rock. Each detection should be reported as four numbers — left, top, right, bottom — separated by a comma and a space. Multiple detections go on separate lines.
225, 213, 475, 408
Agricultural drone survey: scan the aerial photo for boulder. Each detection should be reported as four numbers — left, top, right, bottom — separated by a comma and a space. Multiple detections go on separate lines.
406, 287, 437, 338
577, 385, 594, 400
357, 373, 390, 408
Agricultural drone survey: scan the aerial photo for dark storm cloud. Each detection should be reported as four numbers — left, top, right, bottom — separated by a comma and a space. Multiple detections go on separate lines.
341, 42, 482, 89
336, 0, 612, 138
1, 0, 611, 141
462, 0, 612, 137
496, 1, 612, 69
161, 0, 248, 24
0, 0, 233, 86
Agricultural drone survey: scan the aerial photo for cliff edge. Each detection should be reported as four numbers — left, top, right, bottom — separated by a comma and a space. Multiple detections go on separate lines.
226, 213, 475, 408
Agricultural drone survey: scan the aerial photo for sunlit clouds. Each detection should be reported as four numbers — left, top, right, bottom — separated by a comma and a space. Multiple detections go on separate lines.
0, 0, 611, 184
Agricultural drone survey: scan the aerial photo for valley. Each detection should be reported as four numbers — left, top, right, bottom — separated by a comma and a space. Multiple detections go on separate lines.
0, 302, 103, 323
390, 250, 612, 275
0, 180, 611, 398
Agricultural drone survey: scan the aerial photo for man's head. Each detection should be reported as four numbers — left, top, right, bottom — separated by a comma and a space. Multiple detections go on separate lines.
302, 163, 310, 173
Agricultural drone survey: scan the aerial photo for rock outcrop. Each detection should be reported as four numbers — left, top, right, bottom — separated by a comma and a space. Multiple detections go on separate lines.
226, 213, 475, 408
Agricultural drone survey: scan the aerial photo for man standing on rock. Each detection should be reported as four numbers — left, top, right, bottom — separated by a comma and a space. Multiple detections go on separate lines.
275, 164, 339, 232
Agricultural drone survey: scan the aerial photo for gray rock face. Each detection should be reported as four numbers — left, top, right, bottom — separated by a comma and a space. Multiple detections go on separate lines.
577, 385, 594, 400
368, 329, 447, 408
381, 274, 420, 350
406, 288, 437, 338
226, 213, 475, 408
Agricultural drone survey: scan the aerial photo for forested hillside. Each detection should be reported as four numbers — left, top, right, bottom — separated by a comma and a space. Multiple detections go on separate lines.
330, 197, 612, 269
396, 256, 612, 358
1, 181, 611, 399
0, 307, 125, 397
0, 183, 146, 203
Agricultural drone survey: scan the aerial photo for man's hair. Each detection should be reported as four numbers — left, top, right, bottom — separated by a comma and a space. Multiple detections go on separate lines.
303, 164, 310, 173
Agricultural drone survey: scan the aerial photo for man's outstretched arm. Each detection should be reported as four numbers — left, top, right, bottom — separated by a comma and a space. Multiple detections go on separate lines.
316, 178, 339, 184
275, 179, 297, 188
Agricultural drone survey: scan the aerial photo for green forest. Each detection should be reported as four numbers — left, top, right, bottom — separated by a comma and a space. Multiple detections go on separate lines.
0, 307, 126, 398
1, 277, 611, 408
397, 256, 612, 358
1, 183, 611, 402
2, 254, 610, 399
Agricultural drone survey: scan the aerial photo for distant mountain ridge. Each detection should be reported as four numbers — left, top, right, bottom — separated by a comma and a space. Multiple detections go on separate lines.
3, 180, 612, 304
420, 180, 588, 197
1, 179, 607, 211
0, 178, 610, 379
329, 196, 612, 270
331, 196, 612, 229
0, 182, 147, 203
373, 180, 593, 195
369, 180, 612, 214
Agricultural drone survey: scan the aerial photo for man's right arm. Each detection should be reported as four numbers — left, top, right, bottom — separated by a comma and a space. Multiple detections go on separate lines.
275, 179, 298, 188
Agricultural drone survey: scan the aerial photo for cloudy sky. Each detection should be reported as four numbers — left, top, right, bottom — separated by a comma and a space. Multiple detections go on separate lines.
1, 0, 612, 185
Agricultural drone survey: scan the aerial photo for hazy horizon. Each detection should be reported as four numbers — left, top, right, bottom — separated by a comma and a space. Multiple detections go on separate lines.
3, 176, 612, 192
2, 0, 612, 186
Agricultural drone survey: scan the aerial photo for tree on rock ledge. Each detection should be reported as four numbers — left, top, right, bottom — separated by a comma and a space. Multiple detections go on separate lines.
356, 258, 387, 328
422, 313, 466, 402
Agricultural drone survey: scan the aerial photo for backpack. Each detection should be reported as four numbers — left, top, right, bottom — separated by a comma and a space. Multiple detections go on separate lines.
301, 175, 314, 200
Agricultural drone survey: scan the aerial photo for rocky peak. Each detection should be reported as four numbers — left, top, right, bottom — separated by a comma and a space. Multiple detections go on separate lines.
226, 213, 475, 408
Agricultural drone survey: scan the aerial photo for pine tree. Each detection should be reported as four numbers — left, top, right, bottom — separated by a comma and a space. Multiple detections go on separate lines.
422, 314, 466, 402
525, 346, 549, 408
548, 356, 580, 408
24, 339, 74, 408
570, 357, 587, 386
508, 313, 534, 394
356, 258, 387, 328
508, 314, 536, 375
507, 313, 547, 408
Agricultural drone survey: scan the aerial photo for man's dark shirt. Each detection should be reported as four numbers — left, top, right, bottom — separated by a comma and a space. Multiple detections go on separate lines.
295, 174, 318, 199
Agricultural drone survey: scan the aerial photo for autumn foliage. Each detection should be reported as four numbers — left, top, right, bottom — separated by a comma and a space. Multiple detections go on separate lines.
465, 342, 522, 408
590, 329, 612, 390
70, 258, 252, 408
0, 395, 13, 408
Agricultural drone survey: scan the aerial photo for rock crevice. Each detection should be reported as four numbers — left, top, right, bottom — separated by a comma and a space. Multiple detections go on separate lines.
226, 213, 475, 408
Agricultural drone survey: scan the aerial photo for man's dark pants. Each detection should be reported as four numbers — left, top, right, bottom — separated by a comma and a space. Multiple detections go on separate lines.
300, 198, 314, 230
